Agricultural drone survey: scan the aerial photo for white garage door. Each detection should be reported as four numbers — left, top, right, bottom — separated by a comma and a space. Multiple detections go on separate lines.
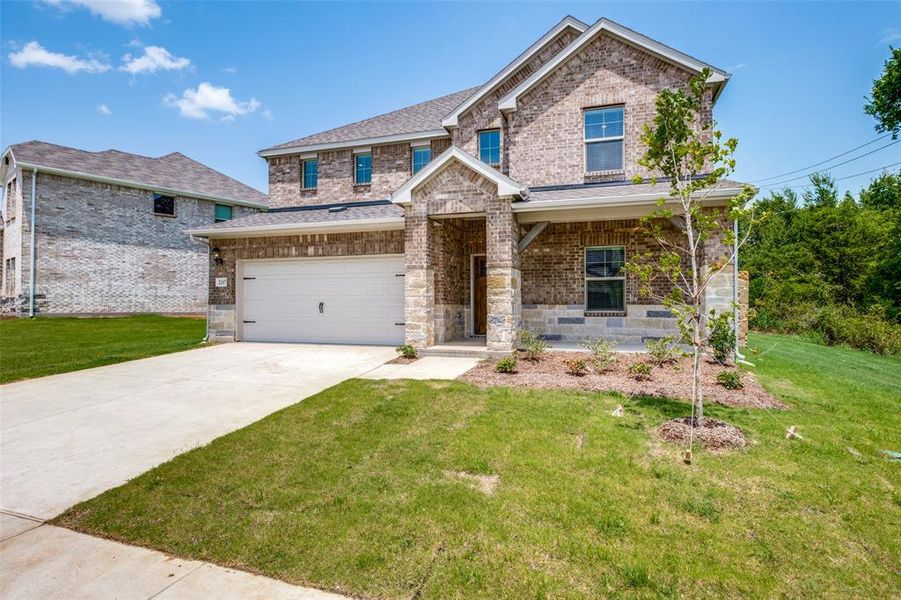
239, 255, 405, 345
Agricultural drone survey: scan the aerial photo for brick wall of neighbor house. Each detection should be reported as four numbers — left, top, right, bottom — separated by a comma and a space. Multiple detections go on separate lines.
268, 140, 454, 209
17, 172, 256, 315
506, 33, 713, 187
452, 26, 582, 166
1, 170, 28, 315
207, 230, 405, 339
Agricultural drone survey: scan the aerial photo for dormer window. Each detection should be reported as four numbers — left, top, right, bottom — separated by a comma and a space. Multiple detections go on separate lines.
478, 130, 501, 167
584, 106, 624, 172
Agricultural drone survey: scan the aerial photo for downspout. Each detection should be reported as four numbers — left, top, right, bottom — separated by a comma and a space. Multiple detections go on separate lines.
29, 168, 37, 317
732, 217, 747, 362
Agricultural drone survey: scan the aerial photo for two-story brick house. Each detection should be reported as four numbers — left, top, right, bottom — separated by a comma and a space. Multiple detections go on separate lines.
188, 16, 748, 353
1, 141, 267, 316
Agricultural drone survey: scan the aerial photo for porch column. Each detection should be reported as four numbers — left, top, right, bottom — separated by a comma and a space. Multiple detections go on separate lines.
404, 203, 435, 348
485, 196, 521, 354
700, 210, 734, 330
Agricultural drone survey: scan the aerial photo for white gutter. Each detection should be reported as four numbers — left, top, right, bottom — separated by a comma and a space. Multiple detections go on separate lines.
29, 167, 37, 317
512, 188, 744, 213
14, 161, 268, 210
186, 216, 405, 239
258, 129, 449, 158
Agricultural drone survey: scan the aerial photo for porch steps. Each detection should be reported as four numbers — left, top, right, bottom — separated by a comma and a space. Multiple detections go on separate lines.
419, 342, 493, 359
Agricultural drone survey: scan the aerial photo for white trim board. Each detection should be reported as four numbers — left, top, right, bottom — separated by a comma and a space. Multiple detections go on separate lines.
186, 216, 405, 239
441, 15, 588, 128
498, 18, 730, 113
258, 130, 449, 158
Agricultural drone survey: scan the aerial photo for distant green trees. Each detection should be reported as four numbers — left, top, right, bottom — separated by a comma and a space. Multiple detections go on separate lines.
741, 171, 901, 354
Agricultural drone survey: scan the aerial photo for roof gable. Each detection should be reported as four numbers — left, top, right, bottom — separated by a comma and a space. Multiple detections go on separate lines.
391, 146, 526, 205
440, 15, 588, 128
498, 18, 729, 112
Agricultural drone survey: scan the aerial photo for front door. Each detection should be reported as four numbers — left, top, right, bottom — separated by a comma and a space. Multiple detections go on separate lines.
473, 255, 487, 335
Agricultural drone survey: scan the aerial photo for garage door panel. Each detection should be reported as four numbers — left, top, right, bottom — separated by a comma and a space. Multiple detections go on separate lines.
239, 256, 405, 345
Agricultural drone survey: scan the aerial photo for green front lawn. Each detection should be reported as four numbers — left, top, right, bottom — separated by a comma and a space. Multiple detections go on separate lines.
56, 333, 901, 598
0, 315, 205, 383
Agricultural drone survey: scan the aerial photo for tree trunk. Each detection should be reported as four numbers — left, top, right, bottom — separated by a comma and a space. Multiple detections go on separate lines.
692, 324, 704, 427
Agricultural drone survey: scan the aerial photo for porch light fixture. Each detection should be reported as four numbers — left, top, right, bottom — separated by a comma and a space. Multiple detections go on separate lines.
212, 247, 223, 266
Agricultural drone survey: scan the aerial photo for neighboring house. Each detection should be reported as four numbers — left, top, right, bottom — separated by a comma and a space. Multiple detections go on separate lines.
187, 16, 748, 353
0, 141, 267, 316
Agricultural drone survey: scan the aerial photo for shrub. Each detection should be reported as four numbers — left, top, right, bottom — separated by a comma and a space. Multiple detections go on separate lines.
519, 328, 550, 361
645, 336, 681, 366
708, 311, 736, 365
394, 344, 417, 359
716, 369, 743, 390
564, 357, 588, 376
583, 338, 618, 372
629, 362, 653, 381
495, 355, 518, 374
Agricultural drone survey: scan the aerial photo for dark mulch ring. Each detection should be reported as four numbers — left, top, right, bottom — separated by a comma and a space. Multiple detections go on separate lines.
658, 417, 747, 450
460, 351, 786, 410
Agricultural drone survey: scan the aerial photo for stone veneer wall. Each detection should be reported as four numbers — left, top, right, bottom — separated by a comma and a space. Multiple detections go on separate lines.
5, 172, 251, 315
485, 196, 520, 352
522, 304, 678, 344
506, 33, 713, 187
207, 229, 404, 340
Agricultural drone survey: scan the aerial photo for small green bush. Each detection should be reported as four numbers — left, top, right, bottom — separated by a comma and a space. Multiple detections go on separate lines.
394, 344, 417, 359
564, 357, 588, 376
716, 370, 743, 390
708, 311, 736, 365
519, 328, 550, 361
628, 362, 653, 381
583, 338, 618, 372
495, 355, 518, 374
645, 336, 681, 366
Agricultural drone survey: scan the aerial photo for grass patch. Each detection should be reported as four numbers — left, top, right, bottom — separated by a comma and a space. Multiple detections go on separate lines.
56, 333, 901, 598
0, 315, 205, 383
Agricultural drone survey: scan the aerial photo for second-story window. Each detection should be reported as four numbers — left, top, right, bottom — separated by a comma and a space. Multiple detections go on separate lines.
584, 106, 624, 172
214, 204, 233, 222
153, 193, 175, 216
302, 158, 318, 190
354, 152, 372, 185
478, 130, 501, 167
411, 146, 431, 174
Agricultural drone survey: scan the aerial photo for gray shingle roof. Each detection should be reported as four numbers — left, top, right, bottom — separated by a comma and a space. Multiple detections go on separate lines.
9, 140, 268, 206
262, 87, 479, 152
192, 200, 404, 233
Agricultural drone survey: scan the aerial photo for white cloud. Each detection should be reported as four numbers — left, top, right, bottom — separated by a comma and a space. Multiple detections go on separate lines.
43, 0, 160, 26
120, 46, 190, 74
261, 109, 274, 122
97, 103, 112, 115
879, 28, 901, 45
163, 82, 261, 121
221, 67, 237, 74
8, 41, 110, 74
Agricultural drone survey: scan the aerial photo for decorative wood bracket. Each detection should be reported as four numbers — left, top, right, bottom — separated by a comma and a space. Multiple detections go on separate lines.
518, 221, 549, 253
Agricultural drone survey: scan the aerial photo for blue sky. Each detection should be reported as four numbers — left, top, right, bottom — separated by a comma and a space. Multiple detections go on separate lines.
1, 1, 899, 196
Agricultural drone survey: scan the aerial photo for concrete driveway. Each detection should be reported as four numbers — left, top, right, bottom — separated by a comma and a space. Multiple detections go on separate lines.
0, 342, 395, 520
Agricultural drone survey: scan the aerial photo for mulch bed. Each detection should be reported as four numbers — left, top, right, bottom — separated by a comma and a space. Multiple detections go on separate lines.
657, 417, 747, 449
386, 356, 418, 365
460, 351, 786, 410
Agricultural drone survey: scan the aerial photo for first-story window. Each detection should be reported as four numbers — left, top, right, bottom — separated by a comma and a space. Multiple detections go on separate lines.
585, 246, 626, 313
478, 129, 501, 167
584, 106, 624, 172
411, 146, 431, 174
302, 158, 318, 190
354, 152, 372, 184
4, 257, 15, 296
153, 193, 175, 216
214, 203, 233, 222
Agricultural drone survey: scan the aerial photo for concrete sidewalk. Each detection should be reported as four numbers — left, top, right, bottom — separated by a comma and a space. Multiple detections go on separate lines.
0, 513, 348, 599
360, 356, 481, 380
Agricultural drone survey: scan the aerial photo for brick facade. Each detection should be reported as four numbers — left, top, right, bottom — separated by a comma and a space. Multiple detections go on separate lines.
507, 33, 712, 187
2, 170, 257, 315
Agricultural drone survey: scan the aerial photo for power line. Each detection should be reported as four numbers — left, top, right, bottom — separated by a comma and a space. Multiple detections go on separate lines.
759, 160, 901, 191
756, 139, 900, 188
751, 133, 892, 183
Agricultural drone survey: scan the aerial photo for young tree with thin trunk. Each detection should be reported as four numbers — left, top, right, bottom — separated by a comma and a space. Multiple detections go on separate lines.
626, 68, 755, 427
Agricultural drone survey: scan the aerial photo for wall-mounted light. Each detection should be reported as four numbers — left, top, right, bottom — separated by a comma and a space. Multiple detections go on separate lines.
212, 246, 223, 266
